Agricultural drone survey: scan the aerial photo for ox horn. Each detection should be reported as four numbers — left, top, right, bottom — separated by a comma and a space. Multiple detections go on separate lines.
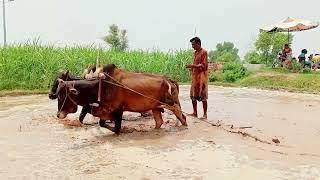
57, 78, 64, 84
55, 78, 66, 96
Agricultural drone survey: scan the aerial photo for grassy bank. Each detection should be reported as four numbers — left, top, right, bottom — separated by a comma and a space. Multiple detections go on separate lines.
238, 70, 320, 93
0, 90, 47, 97
208, 67, 320, 94
0, 44, 193, 91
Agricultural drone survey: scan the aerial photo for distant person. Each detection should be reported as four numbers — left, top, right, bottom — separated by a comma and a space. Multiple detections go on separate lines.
308, 54, 314, 68
298, 49, 308, 67
312, 54, 320, 70
186, 37, 208, 119
281, 44, 292, 61
304, 53, 312, 68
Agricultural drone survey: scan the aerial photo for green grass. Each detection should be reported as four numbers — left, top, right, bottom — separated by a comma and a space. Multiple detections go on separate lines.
239, 71, 320, 93
2, 43, 320, 95
0, 43, 193, 91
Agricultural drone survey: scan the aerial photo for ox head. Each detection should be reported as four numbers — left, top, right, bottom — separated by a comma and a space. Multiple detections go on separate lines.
102, 64, 117, 75
55, 78, 79, 119
49, 70, 70, 100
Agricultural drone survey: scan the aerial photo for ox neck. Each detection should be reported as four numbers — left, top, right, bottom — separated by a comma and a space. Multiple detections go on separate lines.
67, 74, 82, 81
67, 80, 99, 105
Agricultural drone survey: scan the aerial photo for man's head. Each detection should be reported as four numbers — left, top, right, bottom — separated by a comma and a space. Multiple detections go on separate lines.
190, 37, 202, 51
309, 54, 314, 59
284, 44, 290, 48
302, 49, 308, 54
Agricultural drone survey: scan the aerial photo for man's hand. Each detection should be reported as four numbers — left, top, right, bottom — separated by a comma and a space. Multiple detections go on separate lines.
196, 64, 204, 68
186, 64, 204, 69
98, 72, 106, 79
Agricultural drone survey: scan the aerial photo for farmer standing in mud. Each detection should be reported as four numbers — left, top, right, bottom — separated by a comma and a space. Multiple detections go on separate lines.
186, 37, 208, 119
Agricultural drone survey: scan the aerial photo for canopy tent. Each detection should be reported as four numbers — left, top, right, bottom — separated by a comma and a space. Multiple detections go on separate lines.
260, 17, 319, 44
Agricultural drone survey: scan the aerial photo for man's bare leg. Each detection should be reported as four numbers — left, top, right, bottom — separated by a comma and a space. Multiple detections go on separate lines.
200, 100, 207, 119
188, 100, 198, 118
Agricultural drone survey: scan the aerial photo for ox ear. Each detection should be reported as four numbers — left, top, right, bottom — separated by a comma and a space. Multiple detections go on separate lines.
103, 64, 116, 74
69, 88, 79, 95
57, 78, 65, 85
55, 78, 66, 96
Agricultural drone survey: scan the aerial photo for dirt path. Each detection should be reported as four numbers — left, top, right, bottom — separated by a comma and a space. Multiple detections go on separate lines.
1, 85, 320, 179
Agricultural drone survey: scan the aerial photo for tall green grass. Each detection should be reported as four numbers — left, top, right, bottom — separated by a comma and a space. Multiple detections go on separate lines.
0, 43, 193, 91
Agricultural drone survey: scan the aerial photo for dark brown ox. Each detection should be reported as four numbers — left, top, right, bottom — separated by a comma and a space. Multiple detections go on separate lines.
55, 66, 187, 134
48, 70, 112, 124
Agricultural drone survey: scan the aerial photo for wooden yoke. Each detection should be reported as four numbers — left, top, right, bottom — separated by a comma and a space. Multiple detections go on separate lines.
97, 51, 101, 103
90, 51, 102, 108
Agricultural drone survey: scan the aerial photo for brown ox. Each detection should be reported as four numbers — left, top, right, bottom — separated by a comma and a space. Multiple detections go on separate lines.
84, 64, 152, 118
55, 65, 187, 134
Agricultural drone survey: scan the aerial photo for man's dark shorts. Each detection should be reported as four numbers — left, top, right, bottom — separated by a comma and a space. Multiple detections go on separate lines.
190, 96, 207, 102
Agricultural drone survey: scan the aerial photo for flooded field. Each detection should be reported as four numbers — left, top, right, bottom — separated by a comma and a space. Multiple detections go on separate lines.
1, 85, 320, 180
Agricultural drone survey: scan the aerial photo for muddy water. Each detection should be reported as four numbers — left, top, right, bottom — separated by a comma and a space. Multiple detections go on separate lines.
1, 86, 320, 180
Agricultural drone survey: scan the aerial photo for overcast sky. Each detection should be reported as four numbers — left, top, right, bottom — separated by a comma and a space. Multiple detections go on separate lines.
3, 0, 320, 57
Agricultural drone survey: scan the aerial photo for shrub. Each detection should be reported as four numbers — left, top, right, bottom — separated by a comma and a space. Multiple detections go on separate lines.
209, 72, 220, 82
222, 62, 248, 82
291, 60, 303, 73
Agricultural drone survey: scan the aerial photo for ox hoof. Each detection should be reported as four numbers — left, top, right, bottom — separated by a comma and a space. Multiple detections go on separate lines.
155, 124, 163, 129
180, 120, 188, 126
114, 129, 121, 135
99, 120, 106, 127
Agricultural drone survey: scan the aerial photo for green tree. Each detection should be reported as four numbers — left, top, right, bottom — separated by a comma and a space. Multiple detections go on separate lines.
254, 32, 293, 64
103, 24, 128, 51
209, 42, 240, 62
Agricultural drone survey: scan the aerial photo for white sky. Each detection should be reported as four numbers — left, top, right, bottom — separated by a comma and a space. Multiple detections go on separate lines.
3, 0, 320, 58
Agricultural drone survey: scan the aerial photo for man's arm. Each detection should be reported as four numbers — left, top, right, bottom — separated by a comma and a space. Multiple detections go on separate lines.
202, 51, 208, 69
186, 64, 203, 68
195, 50, 208, 71
186, 50, 208, 69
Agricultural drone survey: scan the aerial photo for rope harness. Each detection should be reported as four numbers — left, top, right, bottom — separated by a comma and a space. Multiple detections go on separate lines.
55, 73, 276, 145
57, 81, 78, 115
99, 73, 218, 127
98, 73, 277, 146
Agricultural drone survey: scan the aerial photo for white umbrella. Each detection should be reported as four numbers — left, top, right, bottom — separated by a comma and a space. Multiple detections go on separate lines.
260, 17, 319, 43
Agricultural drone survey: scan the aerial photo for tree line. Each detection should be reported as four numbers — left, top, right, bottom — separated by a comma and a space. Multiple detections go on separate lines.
103, 24, 292, 65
